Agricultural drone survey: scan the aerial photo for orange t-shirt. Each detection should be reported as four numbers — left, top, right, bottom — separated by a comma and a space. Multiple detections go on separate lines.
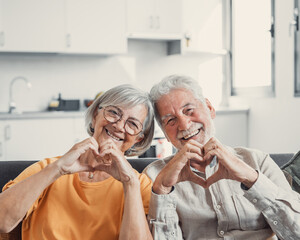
3, 157, 152, 240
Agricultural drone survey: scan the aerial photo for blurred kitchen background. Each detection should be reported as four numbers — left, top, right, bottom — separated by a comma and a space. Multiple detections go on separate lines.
0, 0, 300, 161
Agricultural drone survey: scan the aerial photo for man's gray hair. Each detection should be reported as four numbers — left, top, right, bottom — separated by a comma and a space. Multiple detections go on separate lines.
150, 75, 206, 126
85, 84, 154, 157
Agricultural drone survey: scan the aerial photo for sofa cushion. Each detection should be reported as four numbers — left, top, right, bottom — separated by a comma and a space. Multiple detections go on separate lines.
280, 151, 300, 193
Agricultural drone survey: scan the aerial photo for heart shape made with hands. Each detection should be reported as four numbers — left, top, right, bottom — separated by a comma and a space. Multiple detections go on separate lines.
187, 155, 219, 188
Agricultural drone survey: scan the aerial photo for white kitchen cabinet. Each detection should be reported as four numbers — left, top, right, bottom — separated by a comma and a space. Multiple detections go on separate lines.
180, 0, 225, 54
0, 0, 65, 52
214, 110, 249, 147
126, 0, 182, 40
0, 0, 126, 54
0, 122, 5, 161
1, 118, 88, 161
64, 0, 127, 54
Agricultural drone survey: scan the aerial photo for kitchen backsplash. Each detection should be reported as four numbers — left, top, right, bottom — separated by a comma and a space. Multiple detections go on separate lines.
0, 40, 210, 113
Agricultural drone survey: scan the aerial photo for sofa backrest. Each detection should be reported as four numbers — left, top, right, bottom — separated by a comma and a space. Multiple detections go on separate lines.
0, 158, 158, 191
0, 154, 294, 191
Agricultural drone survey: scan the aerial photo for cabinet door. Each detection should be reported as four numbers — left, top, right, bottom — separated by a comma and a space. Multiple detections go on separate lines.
0, 122, 4, 161
155, 0, 182, 35
65, 0, 127, 54
126, 0, 182, 39
4, 119, 76, 161
126, 0, 155, 36
0, 0, 65, 52
214, 112, 248, 147
182, 0, 224, 53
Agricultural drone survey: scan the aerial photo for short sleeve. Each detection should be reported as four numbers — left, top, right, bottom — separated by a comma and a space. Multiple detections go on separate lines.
2, 157, 59, 219
138, 172, 152, 214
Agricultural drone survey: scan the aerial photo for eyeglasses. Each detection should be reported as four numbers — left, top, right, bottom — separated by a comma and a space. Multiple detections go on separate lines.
99, 105, 143, 136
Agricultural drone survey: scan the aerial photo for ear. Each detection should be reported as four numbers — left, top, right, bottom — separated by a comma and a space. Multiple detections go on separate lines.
91, 108, 100, 128
135, 133, 144, 143
205, 98, 216, 119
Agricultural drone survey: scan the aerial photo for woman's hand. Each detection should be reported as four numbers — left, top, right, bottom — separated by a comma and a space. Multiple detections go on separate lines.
94, 139, 137, 184
56, 137, 100, 175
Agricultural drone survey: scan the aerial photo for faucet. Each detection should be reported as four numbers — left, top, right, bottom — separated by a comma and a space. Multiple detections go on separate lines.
8, 76, 32, 114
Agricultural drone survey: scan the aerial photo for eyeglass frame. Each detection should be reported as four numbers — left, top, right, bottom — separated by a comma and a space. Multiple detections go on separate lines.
98, 105, 144, 136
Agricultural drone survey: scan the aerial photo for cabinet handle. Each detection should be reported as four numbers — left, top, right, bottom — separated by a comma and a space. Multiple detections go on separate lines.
156, 16, 160, 29
4, 125, 11, 141
149, 16, 154, 29
66, 34, 71, 48
0, 32, 4, 47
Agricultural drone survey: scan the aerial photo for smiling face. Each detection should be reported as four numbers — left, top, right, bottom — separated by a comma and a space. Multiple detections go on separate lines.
156, 88, 216, 150
92, 104, 147, 154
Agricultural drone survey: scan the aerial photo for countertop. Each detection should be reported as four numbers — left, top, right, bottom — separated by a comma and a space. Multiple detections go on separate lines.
0, 111, 85, 120
0, 106, 249, 120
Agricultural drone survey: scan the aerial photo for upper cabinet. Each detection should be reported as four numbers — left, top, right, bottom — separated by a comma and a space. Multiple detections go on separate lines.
64, 0, 127, 54
126, 0, 182, 40
0, 0, 65, 52
0, 0, 127, 54
180, 0, 226, 55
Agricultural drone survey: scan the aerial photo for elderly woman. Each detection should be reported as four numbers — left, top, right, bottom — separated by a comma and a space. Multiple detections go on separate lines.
0, 84, 154, 240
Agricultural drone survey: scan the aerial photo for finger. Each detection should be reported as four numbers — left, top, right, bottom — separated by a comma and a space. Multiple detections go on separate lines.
206, 171, 223, 188
184, 144, 203, 156
203, 149, 219, 163
187, 139, 204, 149
188, 171, 207, 188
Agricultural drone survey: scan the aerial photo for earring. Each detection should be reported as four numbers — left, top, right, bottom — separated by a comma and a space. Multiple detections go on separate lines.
90, 124, 94, 133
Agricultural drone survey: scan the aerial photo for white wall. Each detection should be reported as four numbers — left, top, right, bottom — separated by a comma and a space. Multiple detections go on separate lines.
0, 0, 299, 154
230, 0, 300, 153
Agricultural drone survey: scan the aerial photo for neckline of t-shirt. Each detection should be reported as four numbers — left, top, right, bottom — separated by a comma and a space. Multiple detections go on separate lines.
75, 173, 116, 188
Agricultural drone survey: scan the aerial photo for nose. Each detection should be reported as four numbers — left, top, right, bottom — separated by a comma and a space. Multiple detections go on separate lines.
112, 118, 126, 132
177, 116, 192, 131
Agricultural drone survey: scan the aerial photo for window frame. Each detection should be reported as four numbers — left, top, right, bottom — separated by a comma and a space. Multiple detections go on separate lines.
294, 0, 300, 96
229, 0, 275, 97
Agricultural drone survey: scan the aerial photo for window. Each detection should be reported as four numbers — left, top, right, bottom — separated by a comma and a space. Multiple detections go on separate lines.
230, 0, 275, 96
294, 0, 300, 96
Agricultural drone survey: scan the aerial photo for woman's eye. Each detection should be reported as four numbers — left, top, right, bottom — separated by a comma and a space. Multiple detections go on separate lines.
127, 120, 138, 129
109, 110, 119, 115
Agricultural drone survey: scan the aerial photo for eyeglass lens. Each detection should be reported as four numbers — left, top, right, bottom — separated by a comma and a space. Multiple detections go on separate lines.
103, 106, 143, 135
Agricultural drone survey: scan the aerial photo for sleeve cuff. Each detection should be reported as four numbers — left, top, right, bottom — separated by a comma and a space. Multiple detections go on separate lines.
148, 186, 178, 222
243, 171, 279, 210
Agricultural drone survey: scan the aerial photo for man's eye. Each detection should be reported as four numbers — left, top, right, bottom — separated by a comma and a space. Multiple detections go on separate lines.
166, 118, 176, 126
184, 108, 194, 116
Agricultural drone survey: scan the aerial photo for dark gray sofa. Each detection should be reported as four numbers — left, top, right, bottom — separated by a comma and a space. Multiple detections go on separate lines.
0, 154, 295, 240
0, 154, 294, 191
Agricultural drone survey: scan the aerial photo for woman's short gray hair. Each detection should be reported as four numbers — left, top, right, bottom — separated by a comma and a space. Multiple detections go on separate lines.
150, 75, 206, 127
85, 84, 154, 157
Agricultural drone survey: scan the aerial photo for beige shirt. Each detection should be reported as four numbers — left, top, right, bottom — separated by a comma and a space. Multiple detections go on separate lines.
143, 147, 300, 240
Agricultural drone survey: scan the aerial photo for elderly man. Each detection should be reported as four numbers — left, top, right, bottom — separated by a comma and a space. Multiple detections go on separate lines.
143, 75, 300, 240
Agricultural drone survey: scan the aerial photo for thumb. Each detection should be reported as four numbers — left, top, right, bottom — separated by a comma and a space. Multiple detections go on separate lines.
206, 172, 222, 188
189, 171, 208, 188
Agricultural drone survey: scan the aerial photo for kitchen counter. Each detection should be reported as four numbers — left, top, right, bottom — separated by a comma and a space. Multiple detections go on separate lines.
0, 111, 85, 120
0, 106, 250, 120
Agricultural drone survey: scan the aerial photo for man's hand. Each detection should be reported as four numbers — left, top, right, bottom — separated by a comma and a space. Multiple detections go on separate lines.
203, 137, 258, 188
153, 140, 207, 194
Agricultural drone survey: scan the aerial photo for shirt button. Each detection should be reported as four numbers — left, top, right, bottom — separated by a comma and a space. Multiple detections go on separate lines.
220, 230, 225, 235
252, 198, 257, 203
273, 221, 278, 225
171, 231, 175, 236
216, 204, 221, 209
